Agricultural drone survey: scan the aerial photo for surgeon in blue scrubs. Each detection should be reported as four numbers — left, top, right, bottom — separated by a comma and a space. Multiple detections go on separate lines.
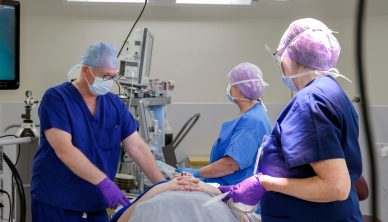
176, 62, 272, 186
31, 42, 165, 222
219, 18, 363, 221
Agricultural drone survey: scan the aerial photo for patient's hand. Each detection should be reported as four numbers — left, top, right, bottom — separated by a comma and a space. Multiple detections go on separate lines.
173, 173, 221, 196
172, 173, 201, 191
158, 177, 196, 192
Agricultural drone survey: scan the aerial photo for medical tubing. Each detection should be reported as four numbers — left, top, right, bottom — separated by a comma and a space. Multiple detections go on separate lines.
117, 0, 148, 57
355, 0, 379, 220
3, 125, 40, 135
0, 189, 12, 222
171, 113, 200, 150
2, 153, 26, 222
0, 135, 17, 139
15, 144, 20, 166
115, 80, 121, 95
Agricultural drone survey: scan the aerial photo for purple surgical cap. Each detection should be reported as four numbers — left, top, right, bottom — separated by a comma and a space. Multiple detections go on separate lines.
228, 62, 268, 100
81, 42, 119, 69
277, 18, 341, 71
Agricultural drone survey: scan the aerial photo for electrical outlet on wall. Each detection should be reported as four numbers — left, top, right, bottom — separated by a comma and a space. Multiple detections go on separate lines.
376, 143, 388, 157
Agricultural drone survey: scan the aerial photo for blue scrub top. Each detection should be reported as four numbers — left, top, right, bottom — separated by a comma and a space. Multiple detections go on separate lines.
31, 82, 138, 212
259, 76, 362, 221
205, 103, 271, 186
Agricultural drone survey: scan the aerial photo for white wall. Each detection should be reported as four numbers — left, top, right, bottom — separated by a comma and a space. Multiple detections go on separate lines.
0, 9, 387, 118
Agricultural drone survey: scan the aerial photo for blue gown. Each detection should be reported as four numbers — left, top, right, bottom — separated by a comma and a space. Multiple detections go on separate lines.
205, 102, 272, 186
31, 82, 138, 217
259, 76, 363, 221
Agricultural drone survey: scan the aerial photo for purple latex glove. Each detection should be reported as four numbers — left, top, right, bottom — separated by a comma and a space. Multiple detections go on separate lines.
97, 177, 130, 208
218, 174, 266, 205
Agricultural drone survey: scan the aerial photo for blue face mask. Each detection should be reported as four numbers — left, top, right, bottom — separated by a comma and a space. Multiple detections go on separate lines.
87, 67, 113, 96
226, 84, 234, 102
281, 74, 298, 91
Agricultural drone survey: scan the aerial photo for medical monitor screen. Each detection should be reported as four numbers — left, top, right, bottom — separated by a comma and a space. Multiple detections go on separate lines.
144, 32, 153, 78
0, 1, 20, 89
138, 28, 154, 85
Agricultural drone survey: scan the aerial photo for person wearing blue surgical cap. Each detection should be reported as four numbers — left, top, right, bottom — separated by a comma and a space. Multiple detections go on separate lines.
31, 42, 165, 222
218, 18, 363, 222
176, 62, 272, 186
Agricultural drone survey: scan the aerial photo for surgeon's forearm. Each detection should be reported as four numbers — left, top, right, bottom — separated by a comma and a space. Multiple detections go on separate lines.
135, 144, 165, 183
261, 158, 351, 203
56, 145, 106, 185
123, 133, 165, 183
200, 157, 239, 178
261, 176, 347, 202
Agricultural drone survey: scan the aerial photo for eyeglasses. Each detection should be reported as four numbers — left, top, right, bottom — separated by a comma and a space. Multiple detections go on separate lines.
89, 67, 120, 81
265, 44, 281, 65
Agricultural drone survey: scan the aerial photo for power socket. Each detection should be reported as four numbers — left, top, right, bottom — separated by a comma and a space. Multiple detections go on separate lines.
377, 143, 388, 157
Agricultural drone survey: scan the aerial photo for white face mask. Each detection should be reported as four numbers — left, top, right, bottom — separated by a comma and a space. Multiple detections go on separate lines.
86, 67, 113, 96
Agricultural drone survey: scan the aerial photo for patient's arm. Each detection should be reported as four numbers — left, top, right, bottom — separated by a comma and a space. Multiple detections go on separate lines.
194, 180, 222, 196
117, 177, 195, 222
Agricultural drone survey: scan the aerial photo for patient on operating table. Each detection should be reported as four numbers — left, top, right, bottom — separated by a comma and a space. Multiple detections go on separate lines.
112, 173, 257, 222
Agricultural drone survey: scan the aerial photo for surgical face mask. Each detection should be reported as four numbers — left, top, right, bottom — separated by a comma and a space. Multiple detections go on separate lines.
281, 69, 352, 91
282, 74, 298, 91
87, 67, 113, 96
266, 44, 317, 91
269, 48, 299, 91
226, 84, 234, 102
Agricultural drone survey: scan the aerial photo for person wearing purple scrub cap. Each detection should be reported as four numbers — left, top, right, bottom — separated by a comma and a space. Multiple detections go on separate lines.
219, 18, 363, 222
277, 18, 340, 71
176, 62, 272, 188
228, 62, 268, 100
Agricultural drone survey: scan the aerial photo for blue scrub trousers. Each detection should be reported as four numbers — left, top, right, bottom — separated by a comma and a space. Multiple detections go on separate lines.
31, 199, 109, 222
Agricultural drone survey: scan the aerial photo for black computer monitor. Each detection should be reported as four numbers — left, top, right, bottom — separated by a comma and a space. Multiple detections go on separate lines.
0, 0, 20, 89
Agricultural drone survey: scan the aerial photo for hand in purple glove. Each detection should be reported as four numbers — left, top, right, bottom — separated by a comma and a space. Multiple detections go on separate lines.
97, 177, 130, 208
218, 174, 266, 205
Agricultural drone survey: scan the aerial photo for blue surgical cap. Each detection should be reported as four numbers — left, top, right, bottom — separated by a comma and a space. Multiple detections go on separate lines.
81, 42, 119, 69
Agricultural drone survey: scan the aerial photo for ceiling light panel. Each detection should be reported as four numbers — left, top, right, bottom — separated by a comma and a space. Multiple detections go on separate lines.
176, 0, 253, 5
66, 0, 147, 3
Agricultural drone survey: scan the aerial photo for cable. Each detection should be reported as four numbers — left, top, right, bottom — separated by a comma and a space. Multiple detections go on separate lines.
3, 152, 26, 222
0, 190, 12, 222
11, 177, 14, 222
117, 0, 148, 57
115, 80, 121, 95
15, 144, 20, 166
355, 0, 379, 220
116, 0, 148, 96
0, 135, 17, 139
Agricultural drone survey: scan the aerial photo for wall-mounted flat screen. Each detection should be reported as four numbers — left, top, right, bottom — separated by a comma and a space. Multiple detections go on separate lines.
0, 0, 20, 89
